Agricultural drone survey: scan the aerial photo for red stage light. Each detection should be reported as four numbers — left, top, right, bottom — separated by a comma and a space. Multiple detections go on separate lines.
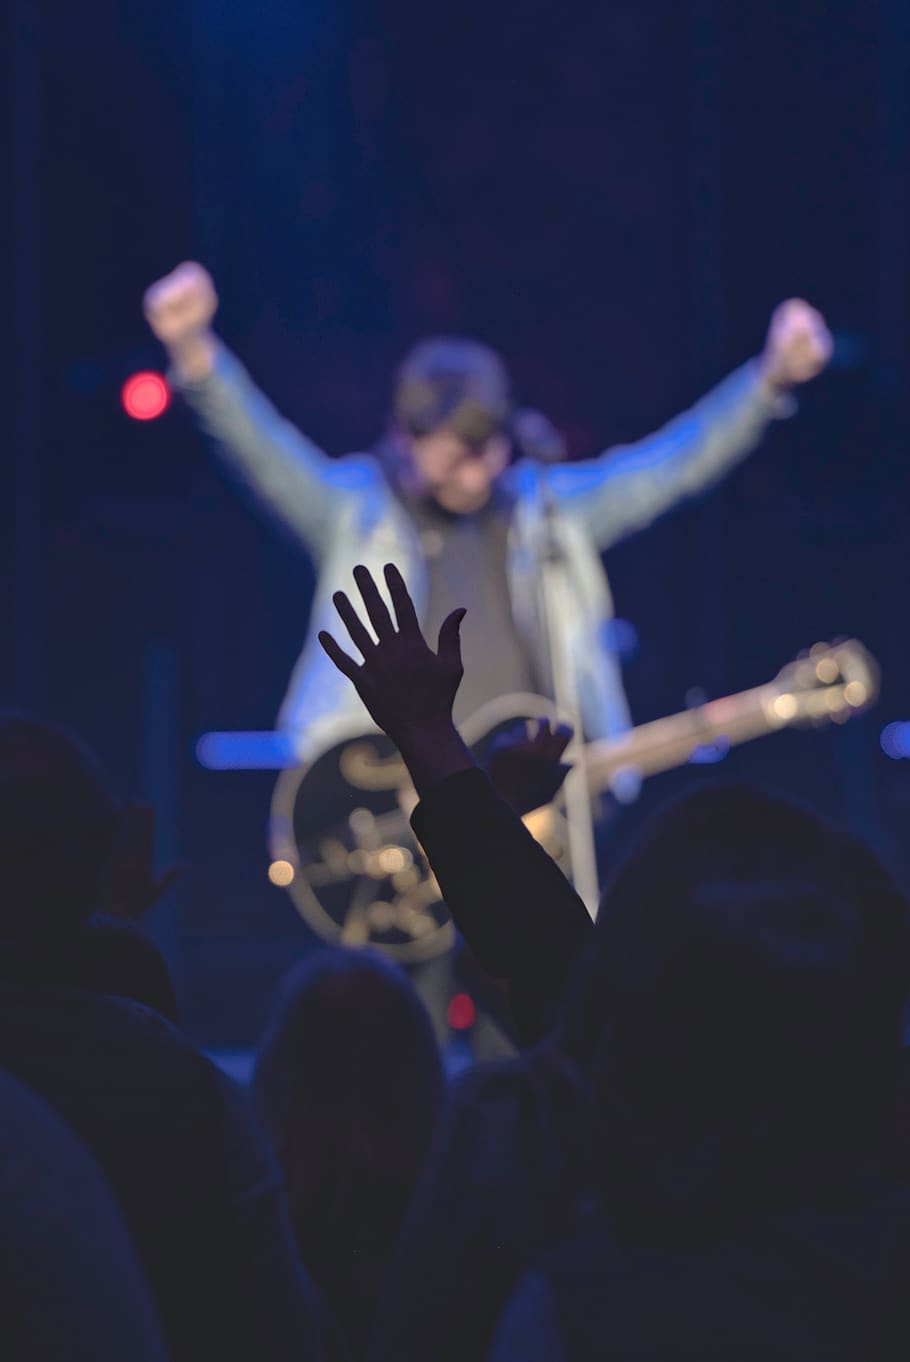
447, 992, 477, 1031
121, 371, 170, 421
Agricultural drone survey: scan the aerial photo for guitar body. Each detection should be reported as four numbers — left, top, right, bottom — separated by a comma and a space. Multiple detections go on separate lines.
262, 642, 876, 961
270, 693, 564, 962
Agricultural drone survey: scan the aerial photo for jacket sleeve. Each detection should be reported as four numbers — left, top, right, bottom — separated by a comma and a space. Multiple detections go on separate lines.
548, 360, 790, 552
410, 768, 593, 1044
175, 343, 351, 559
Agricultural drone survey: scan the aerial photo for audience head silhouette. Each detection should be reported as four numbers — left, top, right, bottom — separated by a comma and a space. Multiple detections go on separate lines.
563, 784, 910, 1230
255, 946, 444, 1353
0, 712, 119, 932
70, 916, 179, 1021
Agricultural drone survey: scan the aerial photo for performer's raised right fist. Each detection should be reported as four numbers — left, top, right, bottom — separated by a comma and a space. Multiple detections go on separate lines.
143, 262, 218, 378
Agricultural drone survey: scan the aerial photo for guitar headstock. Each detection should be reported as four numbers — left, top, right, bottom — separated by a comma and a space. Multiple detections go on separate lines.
770, 641, 880, 726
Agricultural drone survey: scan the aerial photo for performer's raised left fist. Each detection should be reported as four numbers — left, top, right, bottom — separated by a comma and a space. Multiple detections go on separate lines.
759, 298, 833, 393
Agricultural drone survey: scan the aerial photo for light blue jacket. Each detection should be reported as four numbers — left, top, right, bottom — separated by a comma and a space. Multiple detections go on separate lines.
179, 348, 784, 760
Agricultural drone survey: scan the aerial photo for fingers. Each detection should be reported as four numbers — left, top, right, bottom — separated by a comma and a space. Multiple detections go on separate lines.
353, 564, 395, 640
528, 718, 573, 753
332, 590, 375, 660
339, 562, 423, 642
318, 630, 362, 680
499, 717, 574, 754
384, 562, 421, 634
143, 277, 191, 319
551, 721, 574, 751
437, 608, 466, 673
772, 298, 829, 342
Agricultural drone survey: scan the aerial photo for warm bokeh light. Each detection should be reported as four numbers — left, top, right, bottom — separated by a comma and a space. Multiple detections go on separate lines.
121, 371, 171, 420
843, 681, 867, 708
772, 693, 798, 721
378, 845, 412, 875
815, 656, 840, 684
268, 859, 295, 887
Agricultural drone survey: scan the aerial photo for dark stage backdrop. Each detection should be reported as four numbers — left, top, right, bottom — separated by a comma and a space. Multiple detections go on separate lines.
4, 0, 910, 1045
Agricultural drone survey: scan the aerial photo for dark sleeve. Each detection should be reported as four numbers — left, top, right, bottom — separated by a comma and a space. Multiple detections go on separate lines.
411, 768, 593, 1043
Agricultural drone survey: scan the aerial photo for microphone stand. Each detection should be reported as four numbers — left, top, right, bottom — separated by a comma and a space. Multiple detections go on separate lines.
537, 472, 600, 920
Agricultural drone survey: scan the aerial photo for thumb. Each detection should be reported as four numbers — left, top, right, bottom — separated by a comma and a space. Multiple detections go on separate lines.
437, 608, 466, 673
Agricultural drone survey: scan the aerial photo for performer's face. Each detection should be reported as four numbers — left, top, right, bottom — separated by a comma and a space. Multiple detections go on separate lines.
409, 428, 510, 515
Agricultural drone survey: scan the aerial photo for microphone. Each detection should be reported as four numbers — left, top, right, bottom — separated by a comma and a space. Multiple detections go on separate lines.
510, 407, 568, 464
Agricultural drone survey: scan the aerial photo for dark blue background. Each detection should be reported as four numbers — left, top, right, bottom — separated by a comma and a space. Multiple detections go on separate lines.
5, 0, 910, 1046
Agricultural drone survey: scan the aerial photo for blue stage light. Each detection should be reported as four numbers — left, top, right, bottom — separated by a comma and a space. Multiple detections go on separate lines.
881, 722, 910, 760
688, 735, 731, 765
195, 731, 299, 769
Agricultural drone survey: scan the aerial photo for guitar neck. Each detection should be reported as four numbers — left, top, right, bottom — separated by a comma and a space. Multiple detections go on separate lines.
582, 682, 788, 793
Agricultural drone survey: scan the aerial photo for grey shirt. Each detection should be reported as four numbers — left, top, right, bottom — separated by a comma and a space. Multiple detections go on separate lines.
407, 487, 538, 723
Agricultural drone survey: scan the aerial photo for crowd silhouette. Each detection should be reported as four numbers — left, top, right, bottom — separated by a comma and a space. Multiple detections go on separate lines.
1, 563, 907, 1359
